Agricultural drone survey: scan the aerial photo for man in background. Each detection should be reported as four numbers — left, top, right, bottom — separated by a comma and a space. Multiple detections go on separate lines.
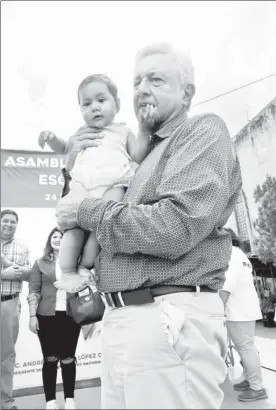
1, 209, 31, 410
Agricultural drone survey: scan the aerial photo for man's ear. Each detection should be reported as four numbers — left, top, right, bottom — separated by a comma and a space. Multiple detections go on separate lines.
115, 98, 121, 113
183, 84, 195, 105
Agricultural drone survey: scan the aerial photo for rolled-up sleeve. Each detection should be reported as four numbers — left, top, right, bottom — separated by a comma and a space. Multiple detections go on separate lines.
27, 260, 42, 305
77, 114, 239, 259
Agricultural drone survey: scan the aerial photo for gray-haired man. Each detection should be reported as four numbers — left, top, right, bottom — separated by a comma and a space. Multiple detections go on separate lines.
56, 42, 242, 409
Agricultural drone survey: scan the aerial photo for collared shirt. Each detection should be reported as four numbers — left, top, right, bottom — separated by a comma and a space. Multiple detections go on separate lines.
223, 246, 262, 321
1, 237, 31, 296
73, 111, 242, 292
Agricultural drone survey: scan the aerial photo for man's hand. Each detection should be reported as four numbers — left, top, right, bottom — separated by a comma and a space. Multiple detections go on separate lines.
1, 266, 22, 280
65, 126, 104, 172
55, 194, 84, 231
138, 104, 157, 132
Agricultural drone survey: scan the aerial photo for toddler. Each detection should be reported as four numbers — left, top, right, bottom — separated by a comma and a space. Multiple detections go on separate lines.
38, 74, 155, 293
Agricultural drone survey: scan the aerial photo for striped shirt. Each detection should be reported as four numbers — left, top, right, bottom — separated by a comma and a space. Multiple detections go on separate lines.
1, 237, 31, 295
65, 111, 242, 292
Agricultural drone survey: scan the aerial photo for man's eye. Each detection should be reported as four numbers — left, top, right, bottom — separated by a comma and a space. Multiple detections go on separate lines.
152, 77, 163, 86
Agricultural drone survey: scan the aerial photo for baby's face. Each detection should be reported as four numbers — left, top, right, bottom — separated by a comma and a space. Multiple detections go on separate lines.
79, 81, 117, 129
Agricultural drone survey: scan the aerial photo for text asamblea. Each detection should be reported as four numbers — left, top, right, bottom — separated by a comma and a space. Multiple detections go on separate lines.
4, 156, 65, 168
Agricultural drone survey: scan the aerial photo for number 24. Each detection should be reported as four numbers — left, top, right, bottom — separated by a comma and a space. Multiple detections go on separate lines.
45, 194, 57, 201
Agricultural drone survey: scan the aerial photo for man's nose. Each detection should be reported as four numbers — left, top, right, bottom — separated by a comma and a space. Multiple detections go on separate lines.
136, 78, 151, 95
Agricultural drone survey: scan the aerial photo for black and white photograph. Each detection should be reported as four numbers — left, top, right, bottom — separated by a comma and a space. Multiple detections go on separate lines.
1, 1, 276, 409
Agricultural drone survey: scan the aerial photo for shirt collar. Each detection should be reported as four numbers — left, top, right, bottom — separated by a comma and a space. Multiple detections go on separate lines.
154, 108, 188, 139
1, 236, 15, 246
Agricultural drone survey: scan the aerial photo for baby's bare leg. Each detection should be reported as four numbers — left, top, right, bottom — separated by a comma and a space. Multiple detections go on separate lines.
79, 231, 100, 271
59, 228, 85, 274
57, 228, 93, 293
78, 187, 125, 275
103, 186, 126, 201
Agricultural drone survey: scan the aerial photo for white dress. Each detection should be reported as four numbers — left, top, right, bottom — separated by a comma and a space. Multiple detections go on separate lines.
68, 122, 136, 200
223, 246, 262, 322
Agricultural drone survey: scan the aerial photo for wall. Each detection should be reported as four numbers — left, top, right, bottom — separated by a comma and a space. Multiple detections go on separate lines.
227, 98, 276, 250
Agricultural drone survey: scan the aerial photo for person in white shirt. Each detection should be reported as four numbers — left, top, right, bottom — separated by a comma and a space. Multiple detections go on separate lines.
219, 228, 267, 403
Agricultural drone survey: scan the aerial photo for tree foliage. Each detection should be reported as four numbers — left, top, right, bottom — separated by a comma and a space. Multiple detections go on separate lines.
253, 175, 276, 266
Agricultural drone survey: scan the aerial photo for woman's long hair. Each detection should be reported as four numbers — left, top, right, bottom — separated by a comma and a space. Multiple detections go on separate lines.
42, 227, 63, 262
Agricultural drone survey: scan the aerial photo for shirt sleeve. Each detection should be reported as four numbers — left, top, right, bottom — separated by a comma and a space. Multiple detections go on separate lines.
77, 114, 241, 259
27, 260, 42, 305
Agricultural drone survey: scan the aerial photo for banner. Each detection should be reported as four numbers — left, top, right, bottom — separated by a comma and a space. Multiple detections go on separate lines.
1, 149, 65, 208
1, 150, 103, 390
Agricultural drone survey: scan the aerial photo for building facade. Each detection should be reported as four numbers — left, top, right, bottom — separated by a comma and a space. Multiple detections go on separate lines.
227, 97, 276, 252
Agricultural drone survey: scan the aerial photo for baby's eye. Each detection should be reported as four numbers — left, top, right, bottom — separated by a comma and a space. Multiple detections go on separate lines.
82, 102, 90, 107
98, 98, 106, 103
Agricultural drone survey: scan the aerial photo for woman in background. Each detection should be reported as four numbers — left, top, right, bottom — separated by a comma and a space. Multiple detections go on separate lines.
220, 228, 267, 403
28, 227, 81, 410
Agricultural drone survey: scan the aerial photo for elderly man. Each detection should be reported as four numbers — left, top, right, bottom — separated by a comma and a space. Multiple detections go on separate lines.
1, 209, 31, 410
56, 42, 242, 409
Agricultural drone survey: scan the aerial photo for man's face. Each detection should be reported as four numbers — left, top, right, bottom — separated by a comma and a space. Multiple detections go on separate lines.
1, 213, 18, 241
79, 81, 118, 129
133, 53, 185, 128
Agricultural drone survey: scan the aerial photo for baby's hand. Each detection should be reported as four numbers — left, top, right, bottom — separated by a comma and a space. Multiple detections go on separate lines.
38, 130, 56, 149
138, 104, 157, 132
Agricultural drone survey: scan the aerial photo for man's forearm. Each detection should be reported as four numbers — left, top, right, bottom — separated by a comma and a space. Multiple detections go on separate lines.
1, 269, 16, 280
20, 266, 31, 282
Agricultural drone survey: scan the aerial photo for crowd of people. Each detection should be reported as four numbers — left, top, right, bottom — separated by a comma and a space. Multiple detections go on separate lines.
1, 41, 273, 410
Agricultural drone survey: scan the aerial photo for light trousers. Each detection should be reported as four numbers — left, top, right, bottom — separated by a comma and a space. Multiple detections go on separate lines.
1, 296, 20, 409
226, 320, 264, 390
100, 291, 227, 409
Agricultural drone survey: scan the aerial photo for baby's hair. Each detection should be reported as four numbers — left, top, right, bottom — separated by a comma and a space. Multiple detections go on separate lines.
77, 74, 118, 104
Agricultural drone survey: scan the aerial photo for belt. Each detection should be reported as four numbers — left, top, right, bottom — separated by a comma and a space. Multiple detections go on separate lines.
1, 293, 19, 302
101, 285, 217, 308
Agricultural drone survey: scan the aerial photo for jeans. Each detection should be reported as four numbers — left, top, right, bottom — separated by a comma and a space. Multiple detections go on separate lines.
101, 291, 227, 409
226, 320, 264, 390
37, 311, 81, 401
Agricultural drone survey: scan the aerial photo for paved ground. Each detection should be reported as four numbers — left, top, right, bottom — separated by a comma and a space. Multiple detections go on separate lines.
15, 322, 276, 409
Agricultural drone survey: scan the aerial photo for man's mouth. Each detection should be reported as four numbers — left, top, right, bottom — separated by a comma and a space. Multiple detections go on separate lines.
138, 102, 155, 109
